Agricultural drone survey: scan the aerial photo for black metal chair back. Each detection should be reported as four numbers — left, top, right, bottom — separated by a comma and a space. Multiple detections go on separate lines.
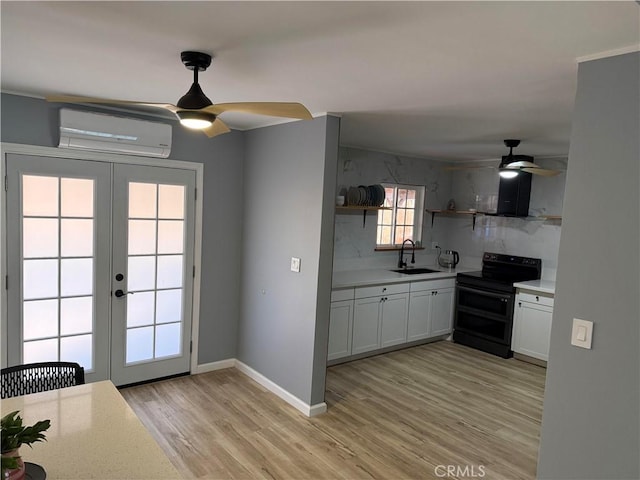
1, 361, 85, 399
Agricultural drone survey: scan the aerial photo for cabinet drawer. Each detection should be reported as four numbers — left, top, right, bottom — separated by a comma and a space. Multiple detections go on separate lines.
331, 288, 355, 302
410, 278, 455, 293
518, 291, 554, 307
355, 282, 409, 299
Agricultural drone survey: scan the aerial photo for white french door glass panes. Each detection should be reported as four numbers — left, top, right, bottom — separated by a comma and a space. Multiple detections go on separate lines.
6, 154, 196, 387
23, 176, 94, 367
6, 155, 111, 383
125, 182, 185, 362
110, 164, 195, 386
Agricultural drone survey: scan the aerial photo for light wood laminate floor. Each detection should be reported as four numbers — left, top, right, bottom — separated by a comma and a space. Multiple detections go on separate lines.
121, 341, 545, 480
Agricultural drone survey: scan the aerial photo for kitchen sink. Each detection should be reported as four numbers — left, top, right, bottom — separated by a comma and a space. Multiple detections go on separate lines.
391, 268, 440, 275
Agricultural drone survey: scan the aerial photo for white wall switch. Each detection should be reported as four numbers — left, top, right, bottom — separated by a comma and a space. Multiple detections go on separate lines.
290, 257, 301, 273
571, 318, 593, 349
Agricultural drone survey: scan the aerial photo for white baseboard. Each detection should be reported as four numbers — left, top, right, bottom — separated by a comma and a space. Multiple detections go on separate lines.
308, 402, 328, 416
234, 360, 326, 417
193, 358, 236, 374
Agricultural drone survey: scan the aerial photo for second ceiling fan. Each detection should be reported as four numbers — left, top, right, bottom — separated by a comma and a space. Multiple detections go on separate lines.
498, 139, 561, 177
445, 139, 562, 177
46, 51, 313, 138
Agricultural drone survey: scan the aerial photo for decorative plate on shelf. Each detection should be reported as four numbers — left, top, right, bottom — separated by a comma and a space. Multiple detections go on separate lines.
357, 186, 367, 205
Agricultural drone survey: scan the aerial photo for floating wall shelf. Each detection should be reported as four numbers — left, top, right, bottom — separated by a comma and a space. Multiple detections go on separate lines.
426, 209, 562, 231
336, 205, 391, 227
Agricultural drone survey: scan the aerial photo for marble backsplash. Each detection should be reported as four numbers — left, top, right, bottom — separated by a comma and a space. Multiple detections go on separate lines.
332, 147, 567, 280
333, 147, 452, 271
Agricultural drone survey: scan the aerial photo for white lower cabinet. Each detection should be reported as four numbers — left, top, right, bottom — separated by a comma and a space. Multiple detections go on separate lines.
512, 291, 554, 361
352, 292, 410, 355
328, 300, 354, 361
407, 279, 455, 341
352, 296, 384, 354
328, 278, 456, 363
407, 290, 432, 341
430, 287, 455, 336
380, 293, 410, 348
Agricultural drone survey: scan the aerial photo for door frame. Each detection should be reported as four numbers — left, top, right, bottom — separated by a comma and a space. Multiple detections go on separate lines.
0, 142, 204, 376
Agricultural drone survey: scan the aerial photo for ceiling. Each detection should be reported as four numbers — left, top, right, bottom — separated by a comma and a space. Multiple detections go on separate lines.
1, 1, 638, 162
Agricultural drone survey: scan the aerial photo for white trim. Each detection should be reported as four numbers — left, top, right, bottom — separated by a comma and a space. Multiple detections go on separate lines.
0, 142, 204, 376
0, 155, 6, 368
190, 162, 204, 375
308, 402, 328, 417
0, 142, 198, 169
234, 360, 326, 417
577, 44, 640, 64
193, 358, 236, 374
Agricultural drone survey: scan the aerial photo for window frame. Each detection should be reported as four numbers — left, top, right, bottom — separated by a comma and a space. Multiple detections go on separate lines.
376, 183, 425, 248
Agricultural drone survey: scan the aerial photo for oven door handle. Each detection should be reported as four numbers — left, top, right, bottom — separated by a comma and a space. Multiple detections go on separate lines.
457, 285, 512, 301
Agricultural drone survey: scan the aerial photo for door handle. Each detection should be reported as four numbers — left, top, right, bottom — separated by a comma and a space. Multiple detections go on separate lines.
114, 289, 133, 298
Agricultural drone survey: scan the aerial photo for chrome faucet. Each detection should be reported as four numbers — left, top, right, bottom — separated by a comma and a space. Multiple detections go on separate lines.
398, 239, 416, 269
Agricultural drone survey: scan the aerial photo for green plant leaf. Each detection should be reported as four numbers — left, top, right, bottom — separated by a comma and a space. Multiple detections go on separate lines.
1, 410, 50, 453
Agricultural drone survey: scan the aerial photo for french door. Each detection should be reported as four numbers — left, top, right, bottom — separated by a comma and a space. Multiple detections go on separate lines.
5, 154, 196, 386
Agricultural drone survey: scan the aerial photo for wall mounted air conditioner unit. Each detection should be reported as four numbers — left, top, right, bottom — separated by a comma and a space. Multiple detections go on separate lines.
59, 108, 172, 158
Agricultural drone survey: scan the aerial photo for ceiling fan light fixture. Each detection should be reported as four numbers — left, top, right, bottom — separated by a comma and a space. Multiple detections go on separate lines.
499, 169, 519, 179
177, 110, 216, 129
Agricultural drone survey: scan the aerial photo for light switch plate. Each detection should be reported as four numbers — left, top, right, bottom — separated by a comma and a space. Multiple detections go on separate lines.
571, 318, 593, 349
290, 257, 301, 273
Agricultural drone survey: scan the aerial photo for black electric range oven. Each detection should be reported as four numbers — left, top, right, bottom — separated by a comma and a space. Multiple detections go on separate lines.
453, 252, 542, 358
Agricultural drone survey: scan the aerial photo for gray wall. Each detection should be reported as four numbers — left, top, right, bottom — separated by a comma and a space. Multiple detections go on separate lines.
311, 116, 340, 402
0, 93, 244, 364
537, 52, 639, 479
238, 116, 339, 406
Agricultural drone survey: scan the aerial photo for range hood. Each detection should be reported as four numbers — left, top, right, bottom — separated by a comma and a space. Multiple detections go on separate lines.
496, 155, 533, 217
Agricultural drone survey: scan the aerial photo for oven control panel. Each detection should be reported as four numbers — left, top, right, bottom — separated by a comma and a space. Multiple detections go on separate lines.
483, 252, 541, 267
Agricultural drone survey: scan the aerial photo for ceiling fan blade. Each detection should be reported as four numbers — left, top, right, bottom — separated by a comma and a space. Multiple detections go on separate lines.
520, 167, 562, 177
505, 160, 538, 169
202, 118, 231, 138
443, 165, 496, 171
204, 102, 313, 120
46, 95, 179, 113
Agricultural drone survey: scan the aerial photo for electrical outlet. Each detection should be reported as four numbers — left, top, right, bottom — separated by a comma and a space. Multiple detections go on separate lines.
431, 241, 439, 249
290, 257, 301, 273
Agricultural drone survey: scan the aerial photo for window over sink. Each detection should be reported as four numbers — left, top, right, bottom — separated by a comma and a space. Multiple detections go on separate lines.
376, 183, 425, 248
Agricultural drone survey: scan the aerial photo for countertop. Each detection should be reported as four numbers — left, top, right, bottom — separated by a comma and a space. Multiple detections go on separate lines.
332, 266, 476, 289
0, 380, 181, 479
513, 279, 556, 295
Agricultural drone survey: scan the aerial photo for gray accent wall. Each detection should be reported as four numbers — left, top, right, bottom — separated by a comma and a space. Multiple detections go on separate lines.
239, 116, 339, 406
0, 93, 244, 365
537, 52, 639, 479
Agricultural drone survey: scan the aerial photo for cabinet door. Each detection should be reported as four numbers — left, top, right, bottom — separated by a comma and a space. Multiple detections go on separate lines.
513, 301, 553, 360
327, 300, 354, 361
352, 297, 382, 355
408, 290, 432, 341
430, 287, 455, 337
380, 293, 409, 348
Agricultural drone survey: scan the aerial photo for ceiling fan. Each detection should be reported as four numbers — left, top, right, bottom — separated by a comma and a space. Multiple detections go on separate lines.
46, 51, 313, 138
498, 139, 561, 178
445, 139, 562, 177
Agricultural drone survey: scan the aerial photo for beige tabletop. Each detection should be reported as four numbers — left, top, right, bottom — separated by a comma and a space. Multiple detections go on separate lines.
1, 380, 181, 479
